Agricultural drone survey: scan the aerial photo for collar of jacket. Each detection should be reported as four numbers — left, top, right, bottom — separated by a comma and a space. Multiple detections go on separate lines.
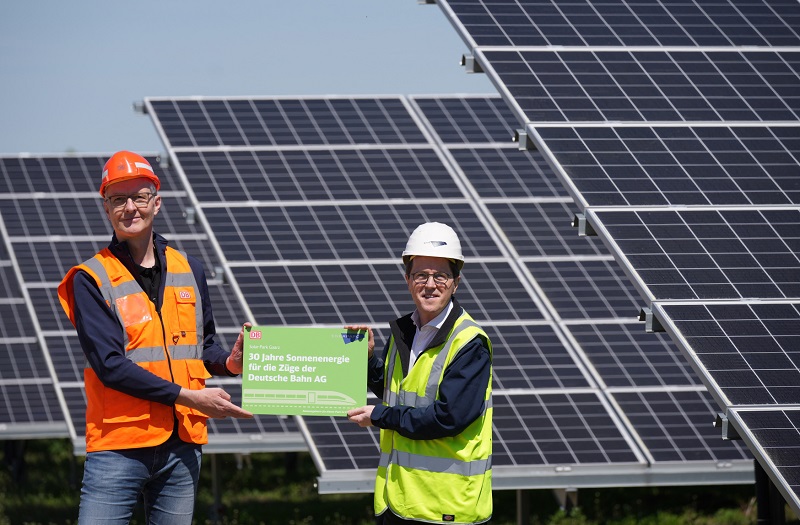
389, 297, 463, 377
108, 232, 169, 308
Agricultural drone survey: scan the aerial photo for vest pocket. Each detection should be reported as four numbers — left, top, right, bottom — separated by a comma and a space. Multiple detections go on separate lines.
186, 359, 212, 388
170, 288, 197, 347
116, 292, 153, 328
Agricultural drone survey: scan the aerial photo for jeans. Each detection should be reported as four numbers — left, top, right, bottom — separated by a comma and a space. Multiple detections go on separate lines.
78, 431, 202, 525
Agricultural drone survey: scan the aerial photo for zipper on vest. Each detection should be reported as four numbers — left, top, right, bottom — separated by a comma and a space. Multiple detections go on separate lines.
158, 310, 176, 383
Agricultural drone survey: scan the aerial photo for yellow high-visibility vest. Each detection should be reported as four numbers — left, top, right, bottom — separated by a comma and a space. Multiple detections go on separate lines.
375, 310, 493, 524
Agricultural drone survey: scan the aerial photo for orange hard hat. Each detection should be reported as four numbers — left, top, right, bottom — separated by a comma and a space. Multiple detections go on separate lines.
99, 151, 161, 196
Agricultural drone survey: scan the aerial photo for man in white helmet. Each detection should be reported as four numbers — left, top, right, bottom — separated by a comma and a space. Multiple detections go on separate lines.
347, 222, 493, 525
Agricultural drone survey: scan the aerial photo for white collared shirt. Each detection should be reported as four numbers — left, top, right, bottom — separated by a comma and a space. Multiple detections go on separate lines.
409, 301, 454, 370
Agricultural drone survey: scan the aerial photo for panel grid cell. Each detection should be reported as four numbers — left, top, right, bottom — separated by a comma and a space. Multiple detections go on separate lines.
480, 49, 800, 123
612, 389, 752, 463
0, 383, 64, 427
590, 208, 800, 301
487, 201, 608, 257
412, 96, 519, 144
537, 126, 800, 207
205, 203, 500, 262
175, 149, 462, 203
149, 97, 427, 148
232, 262, 543, 326
731, 408, 800, 508
492, 392, 640, 466
486, 324, 591, 390
659, 302, 800, 406
568, 323, 700, 388
450, 147, 570, 199
440, 0, 800, 48
0, 155, 179, 195
527, 259, 642, 319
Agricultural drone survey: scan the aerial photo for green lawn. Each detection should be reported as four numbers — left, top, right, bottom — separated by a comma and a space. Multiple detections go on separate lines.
1, 439, 795, 525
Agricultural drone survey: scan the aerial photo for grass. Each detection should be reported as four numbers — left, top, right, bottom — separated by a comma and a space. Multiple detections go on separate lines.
2, 439, 798, 525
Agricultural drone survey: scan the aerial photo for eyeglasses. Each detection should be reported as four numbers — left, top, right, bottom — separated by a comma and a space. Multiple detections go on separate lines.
105, 192, 156, 210
411, 271, 452, 285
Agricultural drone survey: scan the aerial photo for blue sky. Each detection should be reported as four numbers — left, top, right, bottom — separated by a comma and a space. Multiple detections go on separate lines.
0, 1, 494, 155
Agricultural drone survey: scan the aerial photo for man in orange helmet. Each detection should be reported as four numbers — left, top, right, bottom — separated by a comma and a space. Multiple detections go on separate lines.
58, 150, 253, 524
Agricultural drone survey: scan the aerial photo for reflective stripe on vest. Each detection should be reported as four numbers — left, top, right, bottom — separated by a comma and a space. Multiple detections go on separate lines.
396, 319, 480, 408
383, 319, 480, 408
379, 450, 492, 477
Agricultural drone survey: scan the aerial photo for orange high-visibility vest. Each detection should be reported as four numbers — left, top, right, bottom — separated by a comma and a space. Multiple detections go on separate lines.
58, 247, 210, 452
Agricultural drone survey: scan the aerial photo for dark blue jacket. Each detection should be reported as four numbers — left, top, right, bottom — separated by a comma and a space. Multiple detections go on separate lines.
70, 232, 233, 407
367, 298, 492, 440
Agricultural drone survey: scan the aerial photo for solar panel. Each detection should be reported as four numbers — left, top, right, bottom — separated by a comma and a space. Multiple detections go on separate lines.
410, 95, 519, 144
611, 389, 751, 463
527, 259, 642, 319
432, 0, 798, 509
533, 125, 800, 208
487, 324, 591, 390
567, 322, 699, 388
487, 201, 607, 257
202, 202, 501, 262
654, 302, 800, 406
0, 208, 67, 439
144, 94, 753, 493
0, 154, 303, 453
447, 147, 570, 198
586, 208, 800, 301
476, 49, 800, 123
728, 407, 800, 511
172, 148, 462, 203
438, 0, 800, 48
148, 97, 428, 148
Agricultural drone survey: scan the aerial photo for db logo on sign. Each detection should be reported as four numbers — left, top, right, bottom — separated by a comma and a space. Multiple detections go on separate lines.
250, 331, 262, 340
179, 290, 192, 300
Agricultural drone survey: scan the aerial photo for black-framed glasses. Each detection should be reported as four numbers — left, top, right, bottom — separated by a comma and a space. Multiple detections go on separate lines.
411, 271, 452, 285
105, 192, 156, 210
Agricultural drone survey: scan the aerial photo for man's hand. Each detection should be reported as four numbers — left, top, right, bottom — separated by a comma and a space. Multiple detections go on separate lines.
347, 405, 375, 427
225, 322, 252, 375
177, 387, 253, 419
343, 325, 375, 358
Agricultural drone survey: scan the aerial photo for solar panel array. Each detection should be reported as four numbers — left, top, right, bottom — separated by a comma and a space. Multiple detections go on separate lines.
432, 0, 800, 513
0, 154, 304, 454
144, 94, 751, 493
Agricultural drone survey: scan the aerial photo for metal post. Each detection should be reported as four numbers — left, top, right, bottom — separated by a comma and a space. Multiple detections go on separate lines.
770, 475, 786, 525
516, 489, 530, 525
553, 487, 578, 514
755, 459, 785, 525
207, 454, 222, 525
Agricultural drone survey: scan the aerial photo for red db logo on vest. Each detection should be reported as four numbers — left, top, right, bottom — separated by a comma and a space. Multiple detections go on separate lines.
179, 290, 192, 300
250, 331, 262, 340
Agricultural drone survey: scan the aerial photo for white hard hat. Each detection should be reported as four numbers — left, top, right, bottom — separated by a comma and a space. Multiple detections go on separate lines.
402, 222, 464, 270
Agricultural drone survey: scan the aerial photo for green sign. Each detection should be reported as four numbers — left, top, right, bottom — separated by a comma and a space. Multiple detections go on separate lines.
242, 326, 367, 416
